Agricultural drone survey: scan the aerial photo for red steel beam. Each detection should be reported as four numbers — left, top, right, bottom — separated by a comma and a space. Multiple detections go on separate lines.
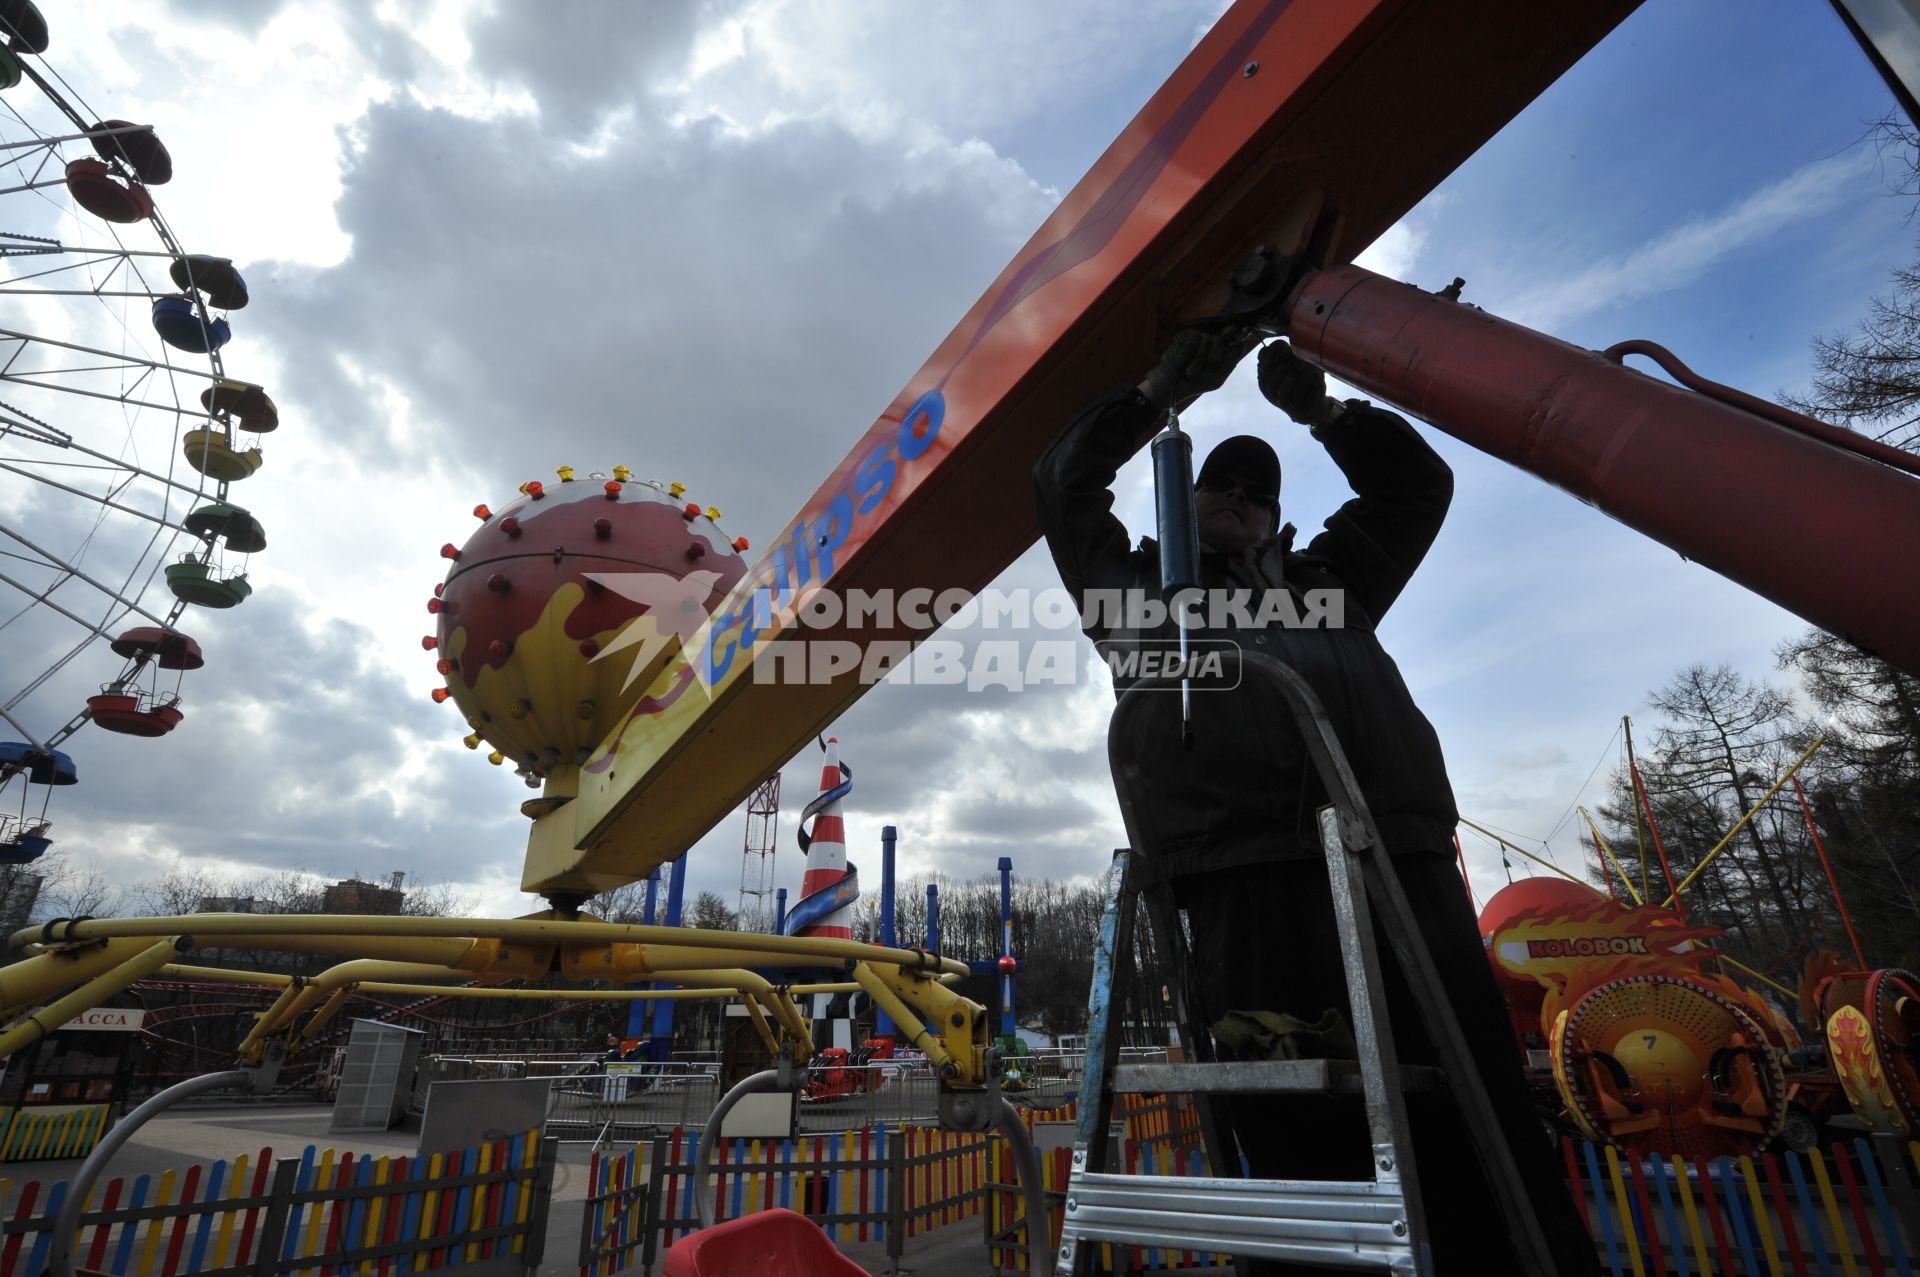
529, 0, 1643, 893
1288, 264, 1920, 673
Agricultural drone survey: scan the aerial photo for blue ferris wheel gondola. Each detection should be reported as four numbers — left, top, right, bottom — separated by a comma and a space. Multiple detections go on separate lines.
0, 741, 78, 786
151, 295, 231, 353
1, 740, 74, 865
0, 826, 50, 864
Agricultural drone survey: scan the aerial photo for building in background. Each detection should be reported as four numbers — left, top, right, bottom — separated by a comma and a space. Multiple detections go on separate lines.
195, 896, 274, 914
323, 872, 406, 916
0, 869, 42, 937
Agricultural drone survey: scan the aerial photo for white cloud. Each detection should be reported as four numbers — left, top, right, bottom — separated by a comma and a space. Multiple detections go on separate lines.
1354, 218, 1428, 283
1497, 149, 1877, 330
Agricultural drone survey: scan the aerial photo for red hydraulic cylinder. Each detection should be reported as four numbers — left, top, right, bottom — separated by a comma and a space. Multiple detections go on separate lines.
1287, 265, 1920, 675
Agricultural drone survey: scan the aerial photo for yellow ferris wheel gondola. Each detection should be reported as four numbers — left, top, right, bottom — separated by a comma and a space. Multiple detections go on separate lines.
180, 427, 263, 482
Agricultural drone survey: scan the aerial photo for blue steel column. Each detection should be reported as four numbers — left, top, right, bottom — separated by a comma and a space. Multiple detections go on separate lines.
773, 886, 788, 934
625, 869, 662, 1038
875, 826, 898, 1038
647, 855, 688, 1062
925, 883, 940, 953
997, 855, 1016, 1037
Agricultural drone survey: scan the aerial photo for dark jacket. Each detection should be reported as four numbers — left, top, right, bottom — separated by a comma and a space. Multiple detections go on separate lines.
1033, 385, 1459, 876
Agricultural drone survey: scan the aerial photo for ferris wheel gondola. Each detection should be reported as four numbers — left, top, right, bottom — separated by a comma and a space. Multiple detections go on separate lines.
0, 0, 278, 861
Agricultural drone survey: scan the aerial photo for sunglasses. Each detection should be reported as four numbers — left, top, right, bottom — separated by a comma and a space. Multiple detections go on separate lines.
1198, 476, 1277, 503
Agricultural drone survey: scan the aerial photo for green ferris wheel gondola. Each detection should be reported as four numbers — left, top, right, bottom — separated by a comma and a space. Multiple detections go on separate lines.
183, 502, 267, 553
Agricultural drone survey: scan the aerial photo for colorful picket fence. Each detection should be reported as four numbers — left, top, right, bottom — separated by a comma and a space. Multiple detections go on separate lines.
1012, 1099, 1076, 1124
579, 1122, 1001, 1276
0, 1129, 556, 1277
896, 1124, 991, 1238
586, 1094, 1185, 1274
1569, 1134, 1920, 1277
581, 1126, 889, 1277
0, 1104, 114, 1162
1116, 1091, 1202, 1151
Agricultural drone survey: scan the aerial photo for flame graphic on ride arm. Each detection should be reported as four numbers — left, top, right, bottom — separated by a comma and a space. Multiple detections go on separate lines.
1828, 1003, 1906, 1134
586, 570, 725, 693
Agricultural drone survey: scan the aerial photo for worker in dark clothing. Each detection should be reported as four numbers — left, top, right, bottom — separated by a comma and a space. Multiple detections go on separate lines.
1033, 335, 1597, 1276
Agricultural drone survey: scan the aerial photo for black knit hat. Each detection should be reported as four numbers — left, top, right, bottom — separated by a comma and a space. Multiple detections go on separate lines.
1196, 435, 1280, 504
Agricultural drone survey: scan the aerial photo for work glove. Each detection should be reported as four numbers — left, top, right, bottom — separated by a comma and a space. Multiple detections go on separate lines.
1257, 340, 1329, 424
1141, 329, 1253, 408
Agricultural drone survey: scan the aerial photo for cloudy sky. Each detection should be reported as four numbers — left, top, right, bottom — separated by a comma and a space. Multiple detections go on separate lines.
1, 0, 1911, 930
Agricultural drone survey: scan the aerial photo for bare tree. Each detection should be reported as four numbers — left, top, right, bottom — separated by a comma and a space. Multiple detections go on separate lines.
38, 865, 118, 919
401, 880, 473, 917
1782, 116, 1920, 450
135, 867, 223, 917
587, 878, 657, 924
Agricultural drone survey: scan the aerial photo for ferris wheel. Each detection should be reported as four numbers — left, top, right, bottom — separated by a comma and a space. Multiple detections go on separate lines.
0, 1, 277, 865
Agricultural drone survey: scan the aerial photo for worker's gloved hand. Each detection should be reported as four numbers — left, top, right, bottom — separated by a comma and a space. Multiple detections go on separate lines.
1257, 340, 1332, 424
1140, 329, 1252, 408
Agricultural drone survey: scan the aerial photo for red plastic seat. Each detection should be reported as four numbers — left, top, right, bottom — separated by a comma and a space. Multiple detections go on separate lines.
662, 1209, 871, 1277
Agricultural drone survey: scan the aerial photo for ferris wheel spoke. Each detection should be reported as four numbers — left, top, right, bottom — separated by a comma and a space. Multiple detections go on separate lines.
2, 236, 183, 263
0, 461, 201, 534
0, 125, 155, 157
0, 557, 169, 638
0, 138, 59, 186
0, 373, 206, 420
0, 525, 173, 625
0, 566, 152, 641
12, 62, 94, 136
0, 705, 51, 755
0, 241, 62, 262
0, 176, 73, 200
2, 246, 154, 293
0, 575, 153, 720
8, 357, 172, 383
0, 328, 220, 384
0, 423, 219, 504
2, 287, 184, 299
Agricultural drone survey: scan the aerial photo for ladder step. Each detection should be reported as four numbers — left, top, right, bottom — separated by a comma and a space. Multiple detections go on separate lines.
1059, 1171, 1415, 1270
1112, 1059, 1441, 1095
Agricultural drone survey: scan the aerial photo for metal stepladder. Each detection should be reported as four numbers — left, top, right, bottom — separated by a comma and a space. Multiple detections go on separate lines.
1054, 651, 1556, 1276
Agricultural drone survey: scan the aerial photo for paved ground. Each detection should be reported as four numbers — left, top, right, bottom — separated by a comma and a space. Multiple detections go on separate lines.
0, 1102, 1026, 1276
838, 1222, 1021, 1277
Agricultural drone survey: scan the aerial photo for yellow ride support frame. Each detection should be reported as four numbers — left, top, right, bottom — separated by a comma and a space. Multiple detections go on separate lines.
3, 914, 990, 1087
856, 962, 990, 1085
